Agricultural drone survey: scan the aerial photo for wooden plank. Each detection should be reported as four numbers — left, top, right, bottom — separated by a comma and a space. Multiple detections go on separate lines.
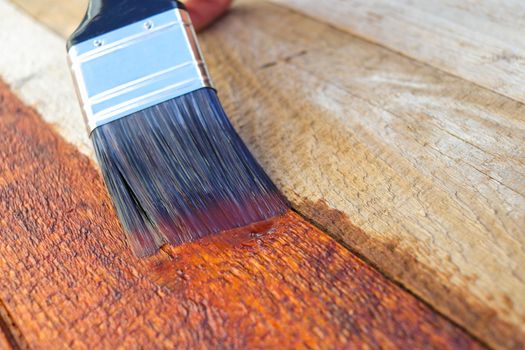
272, 0, 525, 105
9, 0, 85, 37
2, 0, 523, 348
0, 305, 16, 350
0, 335, 12, 350
0, 80, 482, 349
0, 310, 31, 350
0, 0, 92, 158
198, 4, 525, 349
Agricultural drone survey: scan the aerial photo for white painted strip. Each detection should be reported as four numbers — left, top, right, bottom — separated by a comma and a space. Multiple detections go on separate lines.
0, 0, 94, 158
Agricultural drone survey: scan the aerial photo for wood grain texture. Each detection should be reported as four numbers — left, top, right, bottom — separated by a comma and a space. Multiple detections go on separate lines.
0, 81, 482, 349
195, 4, 525, 349
0, 0, 91, 158
272, 0, 525, 105
0, 334, 11, 350
0, 304, 16, 350
9, 0, 85, 37
2, 0, 523, 348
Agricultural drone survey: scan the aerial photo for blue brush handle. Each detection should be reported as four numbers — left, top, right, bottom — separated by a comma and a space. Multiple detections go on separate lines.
67, 0, 184, 49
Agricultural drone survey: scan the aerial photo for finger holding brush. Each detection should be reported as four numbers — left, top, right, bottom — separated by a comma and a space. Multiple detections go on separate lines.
184, 0, 232, 31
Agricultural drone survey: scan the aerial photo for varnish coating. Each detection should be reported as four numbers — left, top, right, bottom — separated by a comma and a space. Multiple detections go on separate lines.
0, 81, 482, 349
3, 0, 522, 348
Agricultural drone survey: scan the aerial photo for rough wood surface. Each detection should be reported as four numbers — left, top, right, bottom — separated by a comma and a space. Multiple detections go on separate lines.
0, 333, 9, 350
0, 333, 11, 350
0, 0, 91, 157
198, 4, 525, 349
2, 0, 524, 349
0, 304, 17, 350
9, 0, 84, 37
0, 80, 482, 349
273, 0, 525, 105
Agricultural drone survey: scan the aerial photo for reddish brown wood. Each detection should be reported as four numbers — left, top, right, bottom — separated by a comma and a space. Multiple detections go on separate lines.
0, 81, 484, 349
0, 304, 15, 350
0, 332, 11, 350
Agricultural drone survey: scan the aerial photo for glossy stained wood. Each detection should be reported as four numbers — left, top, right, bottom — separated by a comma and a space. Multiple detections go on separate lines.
2, 0, 523, 348
0, 303, 20, 350
0, 81, 482, 349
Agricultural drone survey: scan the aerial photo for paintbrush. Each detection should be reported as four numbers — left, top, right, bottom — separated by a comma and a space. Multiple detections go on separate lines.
67, 0, 288, 256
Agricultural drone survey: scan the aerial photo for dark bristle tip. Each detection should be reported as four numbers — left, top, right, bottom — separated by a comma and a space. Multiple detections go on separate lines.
91, 88, 288, 256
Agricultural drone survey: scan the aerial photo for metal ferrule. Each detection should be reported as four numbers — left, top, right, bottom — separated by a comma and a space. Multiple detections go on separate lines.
68, 9, 213, 133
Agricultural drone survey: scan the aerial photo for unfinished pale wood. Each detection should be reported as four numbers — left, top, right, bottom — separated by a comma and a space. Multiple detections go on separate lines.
199, 4, 525, 349
272, 0, 525, 105
10, 0, 85, 37
2, 0, 524, 348
0, 0, 91, 158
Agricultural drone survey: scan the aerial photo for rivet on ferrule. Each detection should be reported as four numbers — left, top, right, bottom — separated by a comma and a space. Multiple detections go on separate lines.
68, 8, 213, 133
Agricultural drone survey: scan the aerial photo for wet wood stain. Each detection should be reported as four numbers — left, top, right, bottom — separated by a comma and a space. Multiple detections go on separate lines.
0, 81, 484, 348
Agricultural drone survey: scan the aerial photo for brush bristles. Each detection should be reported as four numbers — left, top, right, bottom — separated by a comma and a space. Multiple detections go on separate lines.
91, 88, 288, 256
